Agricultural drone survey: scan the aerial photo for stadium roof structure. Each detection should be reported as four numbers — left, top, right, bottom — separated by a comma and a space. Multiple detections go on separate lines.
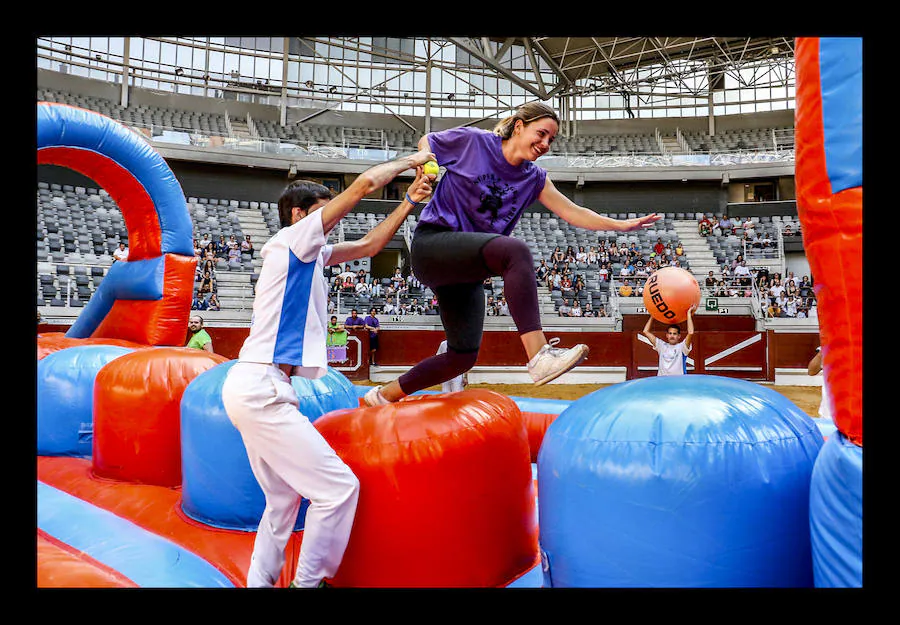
447, 36, 795, 100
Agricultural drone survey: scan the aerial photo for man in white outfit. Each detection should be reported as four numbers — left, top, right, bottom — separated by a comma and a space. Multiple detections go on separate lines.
437, 339, 467, 392
221, 149, 436, 588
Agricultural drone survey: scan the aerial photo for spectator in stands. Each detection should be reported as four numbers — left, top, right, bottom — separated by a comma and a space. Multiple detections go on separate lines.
241, 234, 254, 256
193, 238, 202, 260
756, 272, 769, 293
536, 259, 550, 283
705, 271, 717, 291
197, 269, 217, 295
216, 235, 229, 259
698, 213, 712, 237
355, 277, 370, 296
785, 277, 799, 299
783, 224, 796, 236
635, 263, 649, 280
203, 242, 217, 262
565, 246, 576, 263
331, 276, 343, 294
113, 242, 129, 263
620, 260, 634, 278
192, 293, 207, 311
198, 233, 211, 250
733, 260, 752, 288
570, 300, 583, 317
560, 273, 573, 295
341, 274, 355, 294
407, 271, 421, 291
575, 246, 588, 264
370, 280, 384, 298
206, 293, 221, 311
715, 279, 731, 298
558, 298, 572, 317
582, 302, 597, 317
784, 293, 799, 318
719, 213, 735, 236
598, 262, 609, 283
551, 246, 565, 267
768, 277, 785, 305
799, 275, 813, 299
228, 244, 241, 264
383, 300, 396, 315
497, 296, 509, 316
587, 246, 598, 265
547, 268, 562, 291
741, 216, 756, 237
609, 241, 621, 263
598, 244, 610, 265
186, 315, 214, 353
573, 275, 586, 297
768, 294, 784, 318
597, 304, 609, 318
485, 295, 498, 317
674, 241, 684, 257
785, 271, 798, 290
618, 280, 633, 298
228, 234, 239, 253
653, 237, 665, 257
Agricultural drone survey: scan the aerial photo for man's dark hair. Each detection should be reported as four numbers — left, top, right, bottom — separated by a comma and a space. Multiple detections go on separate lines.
277, 180, 332, 228
667, 324, 682, 333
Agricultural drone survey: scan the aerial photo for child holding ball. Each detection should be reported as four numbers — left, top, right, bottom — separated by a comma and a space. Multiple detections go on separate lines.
641, 305, 696, 376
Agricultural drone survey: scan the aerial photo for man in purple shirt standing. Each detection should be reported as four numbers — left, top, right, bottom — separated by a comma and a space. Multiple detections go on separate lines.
363, 308, 380, 366
364, 102, 660, 408
344, 308, 366, 329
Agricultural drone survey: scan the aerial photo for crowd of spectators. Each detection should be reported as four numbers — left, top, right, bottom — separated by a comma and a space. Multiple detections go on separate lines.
324, 264, 439, 317
535, 238, 688, 310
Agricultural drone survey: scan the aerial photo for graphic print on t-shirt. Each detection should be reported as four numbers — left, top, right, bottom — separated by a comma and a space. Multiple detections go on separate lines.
475, 173, 518, 226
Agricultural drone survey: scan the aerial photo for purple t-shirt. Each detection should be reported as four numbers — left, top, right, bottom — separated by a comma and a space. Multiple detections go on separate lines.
363, 315, 380, 337
419, 127, 548, 235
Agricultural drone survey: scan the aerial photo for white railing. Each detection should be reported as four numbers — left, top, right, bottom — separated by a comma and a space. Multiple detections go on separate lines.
676, 128, 692, 154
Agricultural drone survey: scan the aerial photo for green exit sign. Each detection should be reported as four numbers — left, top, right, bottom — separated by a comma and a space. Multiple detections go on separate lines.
705, 298, 718, 311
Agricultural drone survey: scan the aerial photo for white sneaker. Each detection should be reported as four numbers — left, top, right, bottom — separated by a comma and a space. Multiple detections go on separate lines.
363, 385, 391, 407
527, 338, 589, 386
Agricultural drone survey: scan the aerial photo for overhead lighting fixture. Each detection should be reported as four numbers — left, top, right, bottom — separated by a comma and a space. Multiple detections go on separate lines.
328, 86, 338, 94
304, 80, 314, 89
174, 67, 185, 76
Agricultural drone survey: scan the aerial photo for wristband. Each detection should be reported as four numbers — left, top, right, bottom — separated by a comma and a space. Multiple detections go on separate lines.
405, 192, 421, 206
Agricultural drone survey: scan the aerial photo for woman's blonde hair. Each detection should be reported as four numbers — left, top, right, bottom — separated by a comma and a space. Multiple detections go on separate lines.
493, 102, 560, 139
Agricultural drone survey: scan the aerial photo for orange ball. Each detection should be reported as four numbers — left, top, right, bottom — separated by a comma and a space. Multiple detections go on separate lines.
642, 266, 701, 324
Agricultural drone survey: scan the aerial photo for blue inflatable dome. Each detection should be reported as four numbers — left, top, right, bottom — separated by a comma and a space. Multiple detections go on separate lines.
538, 374, 824, 588
37, 345, 134, 457
180, 362, 358, 531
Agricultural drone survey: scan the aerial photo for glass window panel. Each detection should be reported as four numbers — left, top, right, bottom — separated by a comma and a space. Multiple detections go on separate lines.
239, 54, 253, 78
208, 50, 223, 74
160, 41, 177, 67
270, 58, 282, 82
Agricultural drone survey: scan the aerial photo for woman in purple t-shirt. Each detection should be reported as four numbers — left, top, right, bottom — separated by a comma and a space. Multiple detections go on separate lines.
364, 102, 660, 407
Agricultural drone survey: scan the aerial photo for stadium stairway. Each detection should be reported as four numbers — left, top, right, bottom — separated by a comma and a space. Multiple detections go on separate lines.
671, 220, 721, 286
236, 204, 269, 274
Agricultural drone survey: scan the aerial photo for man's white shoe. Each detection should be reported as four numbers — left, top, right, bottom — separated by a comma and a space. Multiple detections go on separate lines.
528, 338, 589, 386
363, 385, 391, 407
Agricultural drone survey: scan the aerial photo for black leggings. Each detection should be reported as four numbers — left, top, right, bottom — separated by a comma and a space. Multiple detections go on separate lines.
397, 224, 541, 395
